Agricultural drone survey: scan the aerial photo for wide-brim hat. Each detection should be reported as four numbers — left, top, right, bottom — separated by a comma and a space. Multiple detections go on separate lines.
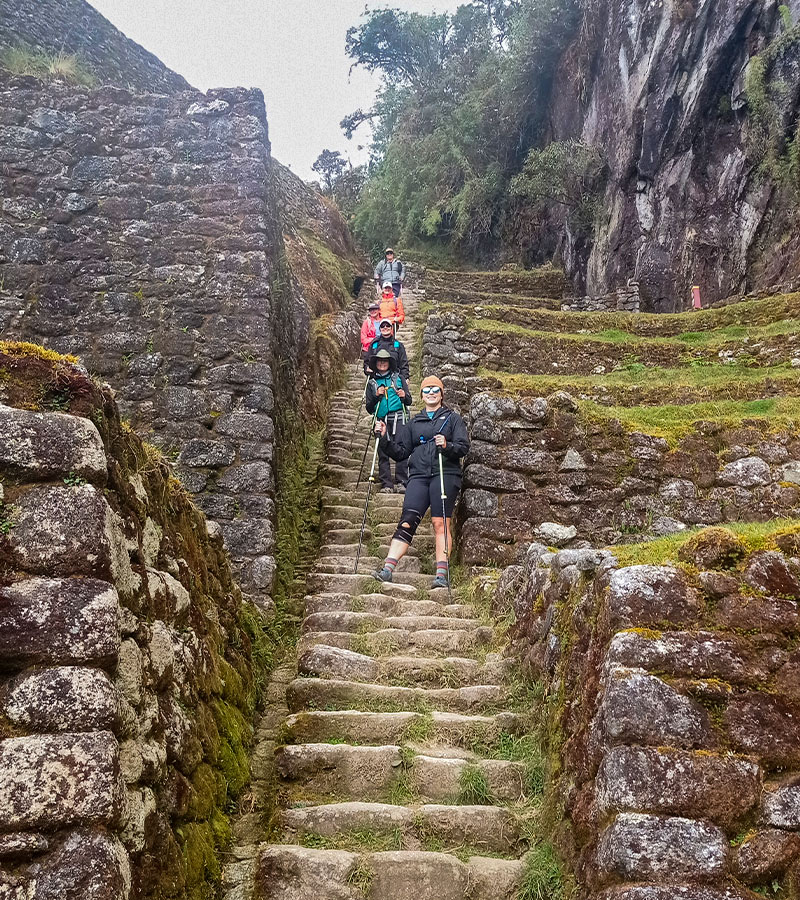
370, 348, 396, 370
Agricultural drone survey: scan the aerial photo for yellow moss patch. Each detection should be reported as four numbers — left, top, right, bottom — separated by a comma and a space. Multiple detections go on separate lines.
0, 340, 79, 365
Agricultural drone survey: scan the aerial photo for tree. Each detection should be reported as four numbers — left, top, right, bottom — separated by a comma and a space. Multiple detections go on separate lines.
311, 149, 347, 193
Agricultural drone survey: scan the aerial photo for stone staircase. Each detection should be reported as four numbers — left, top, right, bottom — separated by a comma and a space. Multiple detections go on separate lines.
224, 291, 536, 899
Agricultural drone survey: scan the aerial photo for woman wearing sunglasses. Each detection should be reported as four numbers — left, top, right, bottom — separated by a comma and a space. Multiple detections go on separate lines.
372, 375, 470, 588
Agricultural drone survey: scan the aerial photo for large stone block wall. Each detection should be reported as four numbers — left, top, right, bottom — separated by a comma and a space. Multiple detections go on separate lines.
0, 71, 291, 608
0, 345, 260, 900
456, 391, 800, 565
501, 534, 800, 898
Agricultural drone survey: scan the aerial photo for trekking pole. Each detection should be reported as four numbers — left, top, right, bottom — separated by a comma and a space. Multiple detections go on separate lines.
354, 433, 380, 574
438, 450, 453, 601
356, 412, 377, 488
349, 374, 370, 450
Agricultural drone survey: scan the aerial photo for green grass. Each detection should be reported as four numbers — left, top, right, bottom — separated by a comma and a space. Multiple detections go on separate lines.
300, 827, 404, 853
346, 859, 375, 895
579, 395, 800, 445
0, 45, 96, 85
467, 313, 800, 357
518, 842, 566, 900
457, 764, 493, 805
608, 519, 800, 567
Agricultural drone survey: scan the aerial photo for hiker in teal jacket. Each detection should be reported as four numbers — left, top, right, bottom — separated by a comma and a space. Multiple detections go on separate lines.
365, 349, 411, 492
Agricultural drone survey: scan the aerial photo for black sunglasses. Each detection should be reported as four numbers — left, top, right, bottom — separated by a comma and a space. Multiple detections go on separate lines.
421, 386, 441, 395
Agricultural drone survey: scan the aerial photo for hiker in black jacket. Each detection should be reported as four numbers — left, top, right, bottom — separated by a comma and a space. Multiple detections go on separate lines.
363, 319, 410, 382
372, 375, 469, 588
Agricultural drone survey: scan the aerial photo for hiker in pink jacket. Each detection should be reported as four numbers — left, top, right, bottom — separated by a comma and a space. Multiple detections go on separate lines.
360, 300, 381, 357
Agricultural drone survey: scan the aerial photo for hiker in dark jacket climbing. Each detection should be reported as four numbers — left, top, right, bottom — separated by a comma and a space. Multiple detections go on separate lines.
365, 349, 412, 493
363, 319, 410, 382
372, 375, 469, 588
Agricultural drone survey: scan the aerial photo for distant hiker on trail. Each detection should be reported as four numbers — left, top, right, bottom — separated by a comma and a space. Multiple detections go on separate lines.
365, 349, 412, 493
360, 300, 381, 357
374, 247, 404, 297
379, 280, 405, 330
364, 318, 410, 381
372, 375, 470, 588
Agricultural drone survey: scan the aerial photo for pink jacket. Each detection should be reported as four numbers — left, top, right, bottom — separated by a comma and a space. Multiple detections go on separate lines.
361, 315, 379, 352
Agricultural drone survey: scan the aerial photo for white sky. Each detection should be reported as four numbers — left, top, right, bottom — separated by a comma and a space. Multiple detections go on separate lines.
87, 0, 458, 181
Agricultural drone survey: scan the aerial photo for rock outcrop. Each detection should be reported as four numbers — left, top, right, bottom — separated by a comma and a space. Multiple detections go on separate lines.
548, 0, 800, 309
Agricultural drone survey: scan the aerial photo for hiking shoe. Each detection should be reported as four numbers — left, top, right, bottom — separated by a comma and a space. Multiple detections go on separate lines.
394, 483, 406, 493
373, 567, 393, 582
379, 486, 394, 494
431, 575, 449, 589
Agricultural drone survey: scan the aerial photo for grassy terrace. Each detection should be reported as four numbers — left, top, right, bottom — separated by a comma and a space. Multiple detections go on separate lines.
464, 292, 800, 336
449, 292, 800, 439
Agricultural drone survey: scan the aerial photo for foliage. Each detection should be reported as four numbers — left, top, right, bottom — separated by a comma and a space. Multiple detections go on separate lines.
743, 6, 800, 187
322, 0, 582, 262
511, 140, 605, 233
312, 149, 347, 193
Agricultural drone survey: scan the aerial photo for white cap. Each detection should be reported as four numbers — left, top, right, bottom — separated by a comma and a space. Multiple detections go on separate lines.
382, 280, 393, 289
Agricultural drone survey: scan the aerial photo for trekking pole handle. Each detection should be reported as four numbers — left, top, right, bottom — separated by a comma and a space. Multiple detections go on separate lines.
368, 430, 380, 481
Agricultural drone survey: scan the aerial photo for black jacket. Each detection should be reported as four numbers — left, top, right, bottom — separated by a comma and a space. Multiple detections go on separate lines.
363, 336, 410, 381
382, 405, 470, 477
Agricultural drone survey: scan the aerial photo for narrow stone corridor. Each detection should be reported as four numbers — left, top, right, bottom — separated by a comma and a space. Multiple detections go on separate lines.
223, 293, 536, 900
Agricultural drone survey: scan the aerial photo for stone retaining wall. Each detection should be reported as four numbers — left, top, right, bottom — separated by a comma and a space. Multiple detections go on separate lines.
0, 71, 365, 610
0, 348, 259, 900
500, 534, 800, 898
561, 281, 640, 313
457, 391, 800, 565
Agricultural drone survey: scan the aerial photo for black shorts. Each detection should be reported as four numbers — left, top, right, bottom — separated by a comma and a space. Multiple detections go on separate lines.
401, 472, 461, 520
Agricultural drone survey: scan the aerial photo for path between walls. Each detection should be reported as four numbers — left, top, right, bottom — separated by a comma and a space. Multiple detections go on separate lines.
222, 291, 536, 900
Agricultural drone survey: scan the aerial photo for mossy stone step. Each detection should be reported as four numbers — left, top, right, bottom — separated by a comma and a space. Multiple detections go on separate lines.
256, 845, 526, 900
301, 610, 481, 634
298, 626, 494, 657
306, 572, 446, 595
281, 801, 524, 854
297, 644, 507, 688
276, 743, 527, 802
282, 709, 525, 747
285, 677, 506, 715
303, 592, 473, 618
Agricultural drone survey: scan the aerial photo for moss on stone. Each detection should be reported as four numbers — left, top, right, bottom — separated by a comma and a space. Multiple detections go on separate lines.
179, 822, 220, 886
211, 699, 252, 797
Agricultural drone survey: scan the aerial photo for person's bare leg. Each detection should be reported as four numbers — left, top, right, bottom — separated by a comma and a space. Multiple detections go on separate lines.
373, 529, 413, 581
385, 536, 410, 563
431, 517, 453, 586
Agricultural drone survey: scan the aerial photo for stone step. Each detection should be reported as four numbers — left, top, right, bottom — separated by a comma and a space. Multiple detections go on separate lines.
301, 610, 480, 634
321, 507, 403, 528
322, 487, 408, 507
306, 572, 449, 595
282, 709, 526, 747
298, 627, 494, 657
297, 645, 508, 688
320, 542, 425, 561
303, 593, 472, 619
256, 845, 525, 900
316, 556, 422, 575
286, 677, 506, 715
281, 801, 525, 854
276, 743, 527, 803
322, 530, 434, 553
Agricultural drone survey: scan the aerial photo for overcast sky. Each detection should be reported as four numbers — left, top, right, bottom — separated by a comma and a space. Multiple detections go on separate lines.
87, 0, 458, 181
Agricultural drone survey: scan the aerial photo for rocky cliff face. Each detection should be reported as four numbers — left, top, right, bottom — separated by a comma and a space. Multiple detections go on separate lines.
550, 0, 800, 310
